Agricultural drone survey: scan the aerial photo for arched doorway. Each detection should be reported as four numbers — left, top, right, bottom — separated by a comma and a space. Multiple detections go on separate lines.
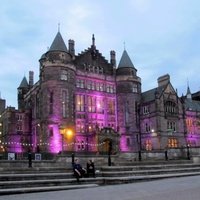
102, 139, 112, 153
97, 128, 119, 154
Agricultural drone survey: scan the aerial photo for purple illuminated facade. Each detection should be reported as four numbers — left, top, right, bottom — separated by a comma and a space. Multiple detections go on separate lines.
1, 31, 200, 154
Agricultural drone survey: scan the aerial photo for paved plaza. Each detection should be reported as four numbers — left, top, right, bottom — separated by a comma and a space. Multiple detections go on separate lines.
1, 175, 200, 200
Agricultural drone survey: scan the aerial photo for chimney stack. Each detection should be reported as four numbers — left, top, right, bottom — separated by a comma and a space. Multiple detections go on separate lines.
29, 71, 34, 87
110, 50, 116, 68
68, 39, 75, 56
157, 74, 170, 87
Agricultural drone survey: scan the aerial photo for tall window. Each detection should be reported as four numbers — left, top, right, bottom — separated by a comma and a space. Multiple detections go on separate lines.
96, 98, 104, 113
132, 84, 138, 93
62, 90, 69, 118
36, 93, 40, 118
87, 81, 92, 90
99, 83, 104, 91
167, 121, 176, 132
49, 92, 53, 114
76, 79, 85, 88
143, 106, 149, 114
145, 122, 151, 133
186, 118, 193, 127
88, 96, 96, 112
16, 114, 23, 121
76, 95, 84, 112
145, 139, 152, 151
108, 99, 115, 114
165, 101, 176, 114
96, 82, 100, 91
91, 82, 95, 90
76, 121, 85, 133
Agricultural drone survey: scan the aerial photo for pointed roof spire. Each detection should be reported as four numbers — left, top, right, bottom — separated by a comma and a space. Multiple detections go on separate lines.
19, 76, 29, 88
118, 50, 135, 69
186, 80, 192, 99
49, 31, 68, 52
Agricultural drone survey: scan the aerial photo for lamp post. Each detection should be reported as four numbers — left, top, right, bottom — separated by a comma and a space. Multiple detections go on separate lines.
108, 141, 112, 166
59, 126, 65, 154
138, 132, 142, 161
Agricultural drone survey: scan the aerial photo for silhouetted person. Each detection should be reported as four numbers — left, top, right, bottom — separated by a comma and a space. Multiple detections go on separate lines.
87, 160, 95, 177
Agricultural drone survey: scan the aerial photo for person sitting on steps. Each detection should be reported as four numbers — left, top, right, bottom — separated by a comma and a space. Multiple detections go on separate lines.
72, 158, 86, 182
87, 159, 95, 178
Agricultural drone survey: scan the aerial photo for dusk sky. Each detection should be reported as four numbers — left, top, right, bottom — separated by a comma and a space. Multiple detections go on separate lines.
1, 0, 200, 108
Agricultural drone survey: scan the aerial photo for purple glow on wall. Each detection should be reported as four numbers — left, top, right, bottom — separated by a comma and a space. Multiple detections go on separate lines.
49, 125, 62, 153
9, 135, 23, 153
120, 135, 128, 151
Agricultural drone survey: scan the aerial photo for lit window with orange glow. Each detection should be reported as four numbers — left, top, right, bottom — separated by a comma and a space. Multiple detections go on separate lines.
76, 95, 84, 111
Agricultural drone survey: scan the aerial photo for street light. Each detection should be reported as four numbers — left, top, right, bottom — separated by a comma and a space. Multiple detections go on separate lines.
59, 126, 74, 154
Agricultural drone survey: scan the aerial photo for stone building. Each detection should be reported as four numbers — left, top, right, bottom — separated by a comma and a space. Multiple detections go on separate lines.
1, 30, 200, 154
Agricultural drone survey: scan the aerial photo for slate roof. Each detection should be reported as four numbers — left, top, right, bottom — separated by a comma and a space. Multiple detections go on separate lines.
141, 86, 165, 103
118, 50, 135, 69
49, 32, 68, 52
19, 77, 28, 88
185, 99, 200, 112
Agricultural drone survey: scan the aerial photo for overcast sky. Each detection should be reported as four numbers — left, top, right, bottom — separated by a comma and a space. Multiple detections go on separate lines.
1, 0, 200, 108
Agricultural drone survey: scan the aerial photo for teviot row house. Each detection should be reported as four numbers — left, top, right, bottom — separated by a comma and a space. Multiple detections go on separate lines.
0, 30, 200, 155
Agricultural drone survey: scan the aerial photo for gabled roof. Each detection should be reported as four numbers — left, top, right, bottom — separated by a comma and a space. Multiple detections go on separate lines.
19, 77, 28, 88
185, 99, 200, 112
49, 32, 68, 52
142, 86, 165, 103
118, 50, 135, 69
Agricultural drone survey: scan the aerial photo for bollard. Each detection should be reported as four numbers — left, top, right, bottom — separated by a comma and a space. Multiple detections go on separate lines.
71, 153, 75, 165
108, 154, 111, 166
28, 152, 32, 168
165, 150, 168, 161
138, 151, 142, 161
187, 146, 190, 160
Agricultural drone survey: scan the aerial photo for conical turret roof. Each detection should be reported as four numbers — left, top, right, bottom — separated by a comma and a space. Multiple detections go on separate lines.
118, 50, 135, 69
18, 76, 28, 88
186, 85, 192, 99
49, 32, 68, 52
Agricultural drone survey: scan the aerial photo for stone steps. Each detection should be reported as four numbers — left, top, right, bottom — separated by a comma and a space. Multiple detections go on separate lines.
101, 163, 200, 171
0, 184, 99, 195
1, 160, 200, 195
101, 167, 200, 177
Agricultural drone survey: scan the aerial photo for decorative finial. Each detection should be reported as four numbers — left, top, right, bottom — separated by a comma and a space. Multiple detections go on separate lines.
58, 23, 60, 32
124, 41, 126, 50
92, 34, 95, 46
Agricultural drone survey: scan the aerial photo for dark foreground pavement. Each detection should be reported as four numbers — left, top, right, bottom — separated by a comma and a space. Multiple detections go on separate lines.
1, 175, 200, 200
